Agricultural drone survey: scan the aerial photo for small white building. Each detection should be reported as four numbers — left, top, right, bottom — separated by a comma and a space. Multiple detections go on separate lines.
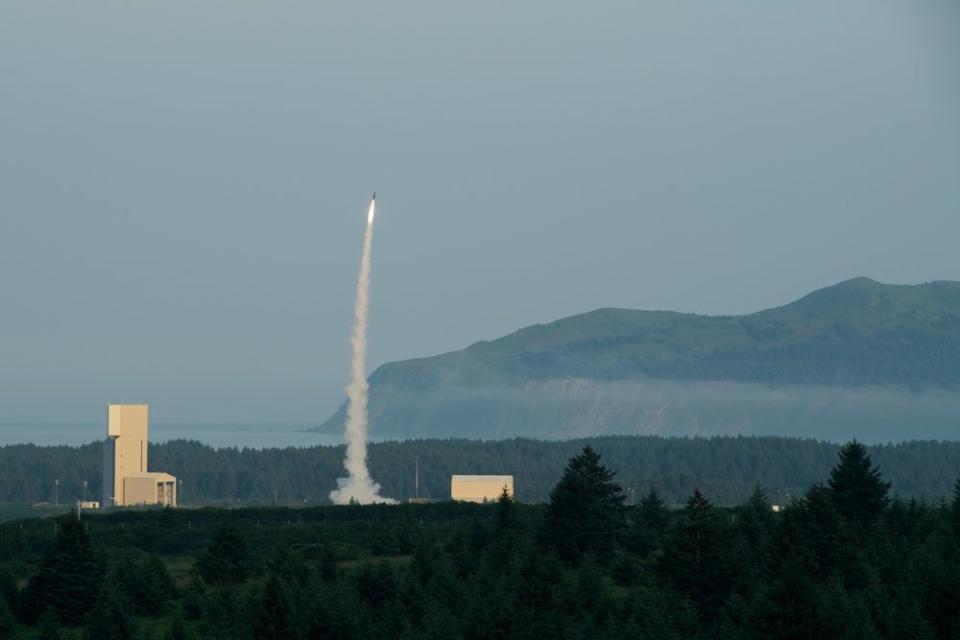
451, 475, 514, 503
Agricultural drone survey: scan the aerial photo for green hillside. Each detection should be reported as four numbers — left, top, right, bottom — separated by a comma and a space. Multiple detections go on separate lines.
318, 279, 960, 440
376, 277, 960, 386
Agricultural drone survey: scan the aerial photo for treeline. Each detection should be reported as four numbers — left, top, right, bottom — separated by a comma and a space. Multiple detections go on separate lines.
2, 436, 960, 506
0, 443, 959, 638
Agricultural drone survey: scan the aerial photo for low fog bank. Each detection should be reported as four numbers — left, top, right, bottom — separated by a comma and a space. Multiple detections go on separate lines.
318, 379, 960, 444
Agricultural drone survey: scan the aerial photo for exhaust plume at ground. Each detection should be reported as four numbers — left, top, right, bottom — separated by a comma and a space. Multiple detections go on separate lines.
330, 196, 395, 505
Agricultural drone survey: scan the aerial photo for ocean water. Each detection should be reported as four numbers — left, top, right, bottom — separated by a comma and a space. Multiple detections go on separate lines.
0, 423, 348, 449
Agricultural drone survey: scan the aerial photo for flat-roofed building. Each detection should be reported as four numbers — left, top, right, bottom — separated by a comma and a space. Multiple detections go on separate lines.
124, 472, 177, 507
451, 475, 514, 503
103, 404, 177, 507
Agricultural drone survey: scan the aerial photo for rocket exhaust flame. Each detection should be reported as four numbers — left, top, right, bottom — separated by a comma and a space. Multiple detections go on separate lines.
329, 194, 395, 505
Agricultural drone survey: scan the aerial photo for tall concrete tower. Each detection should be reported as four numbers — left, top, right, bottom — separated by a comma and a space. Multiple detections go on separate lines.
103, 404, 149, 506
102, 403, 177, 508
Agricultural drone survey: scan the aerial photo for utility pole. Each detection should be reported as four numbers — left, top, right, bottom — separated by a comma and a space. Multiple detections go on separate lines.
54, 479, 59, 506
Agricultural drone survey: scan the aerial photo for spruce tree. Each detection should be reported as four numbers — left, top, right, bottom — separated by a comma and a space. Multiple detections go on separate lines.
355, 561, 397, 608
885, 585, 937, 640
952, 477, 960, 539
249, 575, 297, 640
663, 489, 731, 621
630, 486, 670, 556
540, 446, 626, 561
164, 616, 192, 640
201, 586, 242, 640
181, 576, 206, 620
621, 584, 693, 639
196, 522, 248, 584
307, 583, 357, 640
19, 517, 104, 624
143, 554, 177, 602
0, 595, 15, 640
109, 559, 149, 617
777, 485, 847, 581
827, 441, 891, 528
37, 608, 63, 640
108, 554, 174, 618
318, 543, 338, 583
741, 485, 775, 547
494, 485, 519, 534
0, 566, 16, 616
510, 550, 565, 639
731, 484, 776, 584
82, 586, 136, 640
925, 553, 960, 639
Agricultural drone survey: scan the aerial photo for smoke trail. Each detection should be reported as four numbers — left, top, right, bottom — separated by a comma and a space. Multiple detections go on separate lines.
330, 196, 395, 505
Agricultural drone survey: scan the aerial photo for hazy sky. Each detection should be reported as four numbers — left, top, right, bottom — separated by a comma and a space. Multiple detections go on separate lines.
2, 1, 958, 425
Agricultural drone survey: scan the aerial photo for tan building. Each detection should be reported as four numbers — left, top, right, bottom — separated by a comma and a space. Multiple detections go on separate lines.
103, 404, 177, 507
451, 475, 514, 503
124, 472, 177, 507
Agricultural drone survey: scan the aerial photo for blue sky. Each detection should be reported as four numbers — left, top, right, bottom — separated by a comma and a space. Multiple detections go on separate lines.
1, 1, 958, 424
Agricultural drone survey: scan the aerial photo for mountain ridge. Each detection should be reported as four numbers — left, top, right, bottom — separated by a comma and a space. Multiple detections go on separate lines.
317, 278, 960, 441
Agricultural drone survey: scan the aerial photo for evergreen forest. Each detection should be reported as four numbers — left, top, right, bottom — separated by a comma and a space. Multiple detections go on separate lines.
2, 436, 960, 510
0, 442, 959, 638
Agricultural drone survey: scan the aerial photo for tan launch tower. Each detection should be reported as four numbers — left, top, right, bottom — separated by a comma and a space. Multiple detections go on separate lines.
103, 404, 177, 507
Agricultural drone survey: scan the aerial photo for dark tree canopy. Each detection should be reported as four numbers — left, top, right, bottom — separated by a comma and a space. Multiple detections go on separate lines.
0, 595, 15, 640
164, 616, 191, 640
37, 608, 62, 640
196, 522, 249, 585
2, 436, 960, 508
494, 485, 519, 535
250, 575, 296, 640
19, 518, 104, 625
827, 440, 891, 527
82, 585, 136, 640
1, 437, 959, 639
629, 486, 670, 557
663, 489, 732, 621
540, 446, 626, 560
740, 485, 775, 547
952, 477, 960, 541
0, 566, 15, 615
